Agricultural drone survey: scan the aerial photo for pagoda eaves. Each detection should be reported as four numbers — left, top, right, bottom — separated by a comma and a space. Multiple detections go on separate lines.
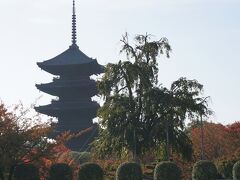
36, 79, 98, 97
37, 45, 104, 76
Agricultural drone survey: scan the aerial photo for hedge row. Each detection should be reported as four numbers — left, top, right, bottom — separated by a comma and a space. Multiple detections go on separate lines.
11, 160, 240, 180
13, 162, 103, 180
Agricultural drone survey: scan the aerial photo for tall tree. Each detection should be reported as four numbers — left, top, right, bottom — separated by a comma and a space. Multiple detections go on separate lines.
93, 33, 211, 162
96, 33, 171, 161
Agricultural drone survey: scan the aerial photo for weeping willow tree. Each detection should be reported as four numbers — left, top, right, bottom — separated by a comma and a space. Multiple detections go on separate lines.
92, 33, 211, 162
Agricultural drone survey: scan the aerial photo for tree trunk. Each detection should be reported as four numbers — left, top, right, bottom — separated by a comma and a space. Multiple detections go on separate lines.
133, 128, 137, 161
131, 129, 141, 164
200, 115, 204, 160
165, 123, 170, 161
7, 165, 15, 180
131, 151, 141, 164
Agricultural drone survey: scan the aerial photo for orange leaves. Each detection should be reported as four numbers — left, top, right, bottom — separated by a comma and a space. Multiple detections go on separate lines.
0, 101, 65, 177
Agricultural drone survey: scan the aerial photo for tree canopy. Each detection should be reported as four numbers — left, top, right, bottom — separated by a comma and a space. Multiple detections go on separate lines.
0, 102, 71, 180
92, 33, 211, 161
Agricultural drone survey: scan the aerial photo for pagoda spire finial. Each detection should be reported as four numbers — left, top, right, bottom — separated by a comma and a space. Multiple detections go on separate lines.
72, 0, 77, 45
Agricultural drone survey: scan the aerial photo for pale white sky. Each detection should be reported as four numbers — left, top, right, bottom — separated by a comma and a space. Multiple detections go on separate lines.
0, 0, 239, 124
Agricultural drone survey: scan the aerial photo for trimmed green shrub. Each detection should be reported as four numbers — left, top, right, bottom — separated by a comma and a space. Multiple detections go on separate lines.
13, 164, 39, 180
116, 162, 142, 180
49, 163, 72, 180
78, 162, 103, 180
154, 161, 181, 180
192, 160, 217, 180
233, 161, 240, 180
216, 158, 236, 179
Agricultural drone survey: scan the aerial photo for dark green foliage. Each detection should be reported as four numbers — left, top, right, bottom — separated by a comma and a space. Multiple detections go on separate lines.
154, 161, 181, 180
94, 34, 211, 162
78, 162, 103, 180
192, 160, 217, 180
93, 34, 173, 159
233, 161, 240, 180
13, 164, 39, 180
49, 163, 72, 180
116, 162, 142, 180
216, 158, 236, 179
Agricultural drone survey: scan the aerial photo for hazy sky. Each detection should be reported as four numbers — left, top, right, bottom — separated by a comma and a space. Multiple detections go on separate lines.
0, 0, 239, 124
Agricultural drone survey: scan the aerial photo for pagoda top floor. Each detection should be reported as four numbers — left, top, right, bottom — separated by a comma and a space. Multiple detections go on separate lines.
37, 45, 104, 76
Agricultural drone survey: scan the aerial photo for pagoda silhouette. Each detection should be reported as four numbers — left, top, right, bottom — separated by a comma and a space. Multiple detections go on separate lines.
35, 0, 103, 151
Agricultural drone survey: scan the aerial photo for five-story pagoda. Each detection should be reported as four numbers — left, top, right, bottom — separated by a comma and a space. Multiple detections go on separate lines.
35, 0, 103, 151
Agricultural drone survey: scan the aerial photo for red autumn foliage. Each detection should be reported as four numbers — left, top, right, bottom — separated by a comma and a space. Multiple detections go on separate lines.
191, 121, 240, 161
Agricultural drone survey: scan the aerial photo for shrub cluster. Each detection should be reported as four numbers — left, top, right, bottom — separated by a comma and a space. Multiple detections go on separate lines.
192, 160, 217, 180
49, 163, 72, 180
154, 161, 181, 180
216, 158, 236, 179
11, 159, 240, 180
13, 164, 39, 180
233, 161, 240, 180
116, 162, 142, 180
78, 162, 103, 180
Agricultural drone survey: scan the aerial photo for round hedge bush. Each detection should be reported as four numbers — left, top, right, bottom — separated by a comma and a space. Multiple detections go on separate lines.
13, 164, 39, 180
49, 163, 72, 180
116, 162, 142, 180
233, 161, 240, 180
78, 162, 103, 180
154, 161, 181, 180
216, 158, 236, 179
192, 160, 217, 180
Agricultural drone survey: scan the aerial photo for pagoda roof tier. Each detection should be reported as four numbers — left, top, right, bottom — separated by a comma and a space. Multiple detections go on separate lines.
37, 45, 104, 76
35, 101, 99, 117
36, 79, 97, 97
